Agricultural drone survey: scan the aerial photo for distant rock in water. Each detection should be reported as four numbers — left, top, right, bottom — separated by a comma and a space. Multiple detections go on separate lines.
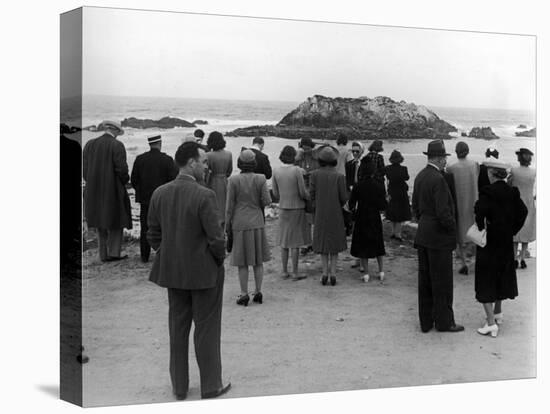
122, 116, 196, 129
468, 127, 499, 140
515, 127, 536, 137
461, 132, 468, 137
192, 120, 208, 125
226, 95, 457, 140
517, 124, 527, 129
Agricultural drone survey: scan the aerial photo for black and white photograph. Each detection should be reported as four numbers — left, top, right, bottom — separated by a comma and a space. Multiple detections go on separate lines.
3, 1, 549, 414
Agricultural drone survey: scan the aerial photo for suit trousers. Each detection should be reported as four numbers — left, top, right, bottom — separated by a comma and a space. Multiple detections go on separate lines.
167, 267, 225, 396
417, 246, 455, 331
97, 228, 123, 261
139, 203, 150, 261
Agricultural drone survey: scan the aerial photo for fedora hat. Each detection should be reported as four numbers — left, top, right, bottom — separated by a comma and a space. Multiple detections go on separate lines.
98, 120, 124, 135
423, 140, 450, 157
515, 148, 534, 156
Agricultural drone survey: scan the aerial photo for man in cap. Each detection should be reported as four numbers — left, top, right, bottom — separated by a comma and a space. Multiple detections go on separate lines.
83, 120, 132, 262
447, 141, 480, 275
412, 140, 464, 333
131, 135, 178, 262
147, 141, 230, 400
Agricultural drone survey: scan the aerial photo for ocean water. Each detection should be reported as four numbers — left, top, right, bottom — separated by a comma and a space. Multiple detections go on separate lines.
69, 95, 536, 179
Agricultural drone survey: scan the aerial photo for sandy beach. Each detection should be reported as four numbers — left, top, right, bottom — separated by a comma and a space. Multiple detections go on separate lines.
80, 216, 536, 407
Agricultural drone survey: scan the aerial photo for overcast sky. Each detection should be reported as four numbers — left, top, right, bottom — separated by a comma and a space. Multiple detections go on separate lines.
80, 7, 536, 110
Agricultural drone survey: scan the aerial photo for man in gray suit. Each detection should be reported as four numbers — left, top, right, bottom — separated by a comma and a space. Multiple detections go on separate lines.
412, 140, 464, 333
147, 141, 231, 400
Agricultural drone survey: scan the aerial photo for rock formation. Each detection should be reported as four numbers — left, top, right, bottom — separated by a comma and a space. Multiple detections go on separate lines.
468, 127, 499, 140
461, 132, 468, 137
121, 116, 196, 129
226, 95, 456, 140
517, 124, 527, 129
192, 120, 208, 125
515, 127, 536, 137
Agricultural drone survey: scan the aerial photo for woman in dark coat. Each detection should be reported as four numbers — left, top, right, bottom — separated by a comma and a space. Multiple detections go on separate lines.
478, 147, 500, 195
474, 161, 527, 338
384, 150, 411, 241
349, 162, 387, 283
310, 146, 349, 286
358, 139, 385, 184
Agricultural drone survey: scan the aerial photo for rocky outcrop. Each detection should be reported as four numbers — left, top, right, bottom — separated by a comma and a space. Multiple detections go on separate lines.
517, 124, 527, 129
461, 132, 468, 137
468, 127, 499, 140
515, 127, 536, 137
192, 120, 208, 125
226, 95, 456, 140
121, 116, 196, 129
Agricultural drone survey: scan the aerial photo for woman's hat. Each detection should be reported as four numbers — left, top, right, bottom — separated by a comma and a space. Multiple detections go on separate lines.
485, 147, 499, 159
98, 120, 124, 135
299, 137, 315, 148
389, 149, 404, 164
423, 140, 450, 156
515, 148, 534, 156
368, 140, 384, 152
318, 145, 338, 163
482, 160, 511, 170
239, 149, 256, 163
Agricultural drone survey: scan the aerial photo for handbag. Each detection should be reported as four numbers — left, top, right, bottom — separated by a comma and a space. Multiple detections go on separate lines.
466, 222, 486, 248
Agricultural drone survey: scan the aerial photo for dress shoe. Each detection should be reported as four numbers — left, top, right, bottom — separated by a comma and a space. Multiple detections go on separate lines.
201, 383, 231, 399
174, 392, 187, 401
494, 313, 503, 324
291, 274, 307, 281
330, 276, 336, 286
520, 259, 527, 269
437, 324, 465, 333
477, 323, 498, 338
236, 294, 249, 307
252, 292, 263, 304
281, 273, 290, 280
321, 275, 328, 285
421, 326, 433, 333
458, 265, 468, 275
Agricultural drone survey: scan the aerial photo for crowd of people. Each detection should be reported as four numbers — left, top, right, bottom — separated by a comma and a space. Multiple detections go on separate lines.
77, 120, 536, 400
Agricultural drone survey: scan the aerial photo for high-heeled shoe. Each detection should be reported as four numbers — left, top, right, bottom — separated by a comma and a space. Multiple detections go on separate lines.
361, 274, 370, 283
252, 292, 263, 304
477, 322, 498, 337
320, 275, 328, 285
520, 259, 527, 269
330, 276, 336, 286
379, 271, 385, 282
236, 294, 249, 307
494, 313, 503, 324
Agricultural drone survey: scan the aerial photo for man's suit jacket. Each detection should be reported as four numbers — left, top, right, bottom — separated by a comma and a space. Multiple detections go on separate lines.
412, 164, 456, 250
131, 148, 177, 204
147, 175, 225, 290
250, 148, 272, 179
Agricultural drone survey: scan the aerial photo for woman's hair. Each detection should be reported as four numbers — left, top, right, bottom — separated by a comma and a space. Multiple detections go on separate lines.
237, 157, 257, 172
279, 145, 297, 164
206, 131, 226, 151
489, 168, 508, 180
518, 153, 532, 167
318, 158, 338, 167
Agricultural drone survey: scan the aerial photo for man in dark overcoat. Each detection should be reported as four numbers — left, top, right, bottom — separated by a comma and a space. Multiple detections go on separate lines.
147, 141, 231, 400
83, 120, 132, 262
249, 136, 272, 179
130, 135, 177, 262
412, 140, 464, 333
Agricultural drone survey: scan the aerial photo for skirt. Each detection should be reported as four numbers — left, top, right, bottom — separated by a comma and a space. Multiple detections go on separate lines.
278, 209, 311, 248
231, 228, 271, 267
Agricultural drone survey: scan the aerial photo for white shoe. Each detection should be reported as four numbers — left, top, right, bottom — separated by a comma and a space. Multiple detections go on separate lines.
494, 313, 503, 324
362, 274, 370, 282
477, 323, 499, 338
379, 272, 385, 282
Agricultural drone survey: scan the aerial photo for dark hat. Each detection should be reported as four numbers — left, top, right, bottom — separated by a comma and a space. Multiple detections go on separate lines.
299, 137, 315, 148
423, 140, 450, 157
389, 149, 404, 164
98, 120, 124, 135
318, 145, 338, 163
368, 140, 384, 153
147, 135, 162, 144
455, 141, 469, 156
485, 147, 499, 159
515, 148, 534, 156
